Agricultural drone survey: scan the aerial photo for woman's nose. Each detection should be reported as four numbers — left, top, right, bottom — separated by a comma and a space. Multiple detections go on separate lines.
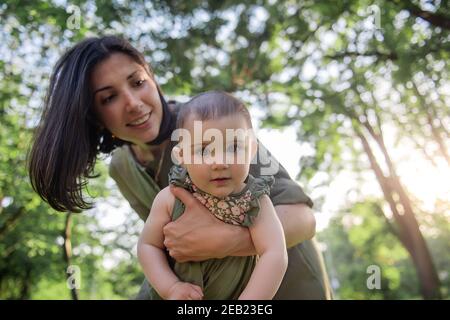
123, 90, 141, 112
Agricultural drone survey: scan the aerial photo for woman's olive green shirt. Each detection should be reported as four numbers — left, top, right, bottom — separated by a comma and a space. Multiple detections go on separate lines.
109, 141, 332, 299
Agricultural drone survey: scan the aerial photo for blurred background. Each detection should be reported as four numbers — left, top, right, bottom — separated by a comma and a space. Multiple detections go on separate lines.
0, 0, 448, 299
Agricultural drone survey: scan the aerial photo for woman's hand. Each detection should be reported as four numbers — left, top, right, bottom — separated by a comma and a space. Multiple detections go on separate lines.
166, 281, 203, 300
163, 186, 251, 262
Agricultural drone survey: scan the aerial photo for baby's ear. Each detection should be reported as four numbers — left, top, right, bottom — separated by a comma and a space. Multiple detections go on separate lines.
171, 145, 184, 166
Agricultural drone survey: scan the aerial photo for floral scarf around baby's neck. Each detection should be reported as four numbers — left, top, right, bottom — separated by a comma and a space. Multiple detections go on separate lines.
168, 165, 274, 227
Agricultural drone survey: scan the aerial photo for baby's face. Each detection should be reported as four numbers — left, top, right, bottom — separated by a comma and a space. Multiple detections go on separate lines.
178, 114, 257, 198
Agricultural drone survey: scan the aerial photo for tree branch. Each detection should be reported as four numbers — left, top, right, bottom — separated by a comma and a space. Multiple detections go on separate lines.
393, 0, 450, 30
411, 80, 450, 165
325, 50, 398, 61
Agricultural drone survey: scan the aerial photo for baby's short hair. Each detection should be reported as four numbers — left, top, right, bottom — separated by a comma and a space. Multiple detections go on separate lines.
176, 91, 253, 129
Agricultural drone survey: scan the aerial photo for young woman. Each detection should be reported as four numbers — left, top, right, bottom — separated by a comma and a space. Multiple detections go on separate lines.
28, 36, 332, 299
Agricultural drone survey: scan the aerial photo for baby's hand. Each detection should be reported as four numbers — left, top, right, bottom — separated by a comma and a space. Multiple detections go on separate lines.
166, 281, 203, 300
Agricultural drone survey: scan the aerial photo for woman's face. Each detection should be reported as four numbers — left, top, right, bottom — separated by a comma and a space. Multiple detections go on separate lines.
91, 53, 163, 146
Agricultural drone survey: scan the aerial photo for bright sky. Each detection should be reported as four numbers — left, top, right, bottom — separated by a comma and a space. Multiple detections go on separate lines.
257, 127, 334, 231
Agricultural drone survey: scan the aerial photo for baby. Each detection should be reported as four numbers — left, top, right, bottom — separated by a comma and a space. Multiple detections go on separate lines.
137, 91, 288, 299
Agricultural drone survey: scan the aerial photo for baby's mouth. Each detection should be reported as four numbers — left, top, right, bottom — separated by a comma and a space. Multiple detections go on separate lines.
210, 177, 231, 182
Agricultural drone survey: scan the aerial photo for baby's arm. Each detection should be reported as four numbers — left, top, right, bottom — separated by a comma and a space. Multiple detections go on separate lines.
238, 195, 288, 300
137, 187, 203, 300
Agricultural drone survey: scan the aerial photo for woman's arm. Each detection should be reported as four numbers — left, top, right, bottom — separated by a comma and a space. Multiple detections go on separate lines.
229, 203, 316, 255
209, 203, 315, 256
163, 186, 316, 261
137, 187, 203, 299
275, 203, 316, 248
238, 195, 288, 300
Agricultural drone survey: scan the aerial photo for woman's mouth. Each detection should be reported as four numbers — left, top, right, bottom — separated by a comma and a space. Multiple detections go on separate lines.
127, 112, 152, 127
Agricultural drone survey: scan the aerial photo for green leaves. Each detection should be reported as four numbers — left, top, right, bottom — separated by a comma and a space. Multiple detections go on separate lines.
318, 200, 421, 299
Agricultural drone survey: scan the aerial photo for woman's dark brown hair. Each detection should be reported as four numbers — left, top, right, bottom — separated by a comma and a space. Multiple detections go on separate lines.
28, 36, 157, 212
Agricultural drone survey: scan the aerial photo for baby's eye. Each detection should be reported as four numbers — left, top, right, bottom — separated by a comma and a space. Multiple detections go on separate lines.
226, 143, 245, 153
226, 144, 235, 153
193, 148, 203, 156
193, 147, 212, 158
203, 147, 213, 157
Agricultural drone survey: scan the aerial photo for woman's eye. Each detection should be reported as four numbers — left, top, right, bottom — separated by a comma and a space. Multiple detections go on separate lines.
135, 79, 145, 86
102, 95, 115, 104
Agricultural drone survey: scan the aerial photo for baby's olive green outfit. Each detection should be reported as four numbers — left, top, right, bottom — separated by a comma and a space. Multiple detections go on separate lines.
110, 137, 333, 300
147, 165, 274, 299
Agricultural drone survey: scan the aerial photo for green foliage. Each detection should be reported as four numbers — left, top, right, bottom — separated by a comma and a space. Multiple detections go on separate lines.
318, 200, 423, 299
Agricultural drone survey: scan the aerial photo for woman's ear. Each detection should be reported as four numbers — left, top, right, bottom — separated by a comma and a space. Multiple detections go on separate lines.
95, 117, 106, 133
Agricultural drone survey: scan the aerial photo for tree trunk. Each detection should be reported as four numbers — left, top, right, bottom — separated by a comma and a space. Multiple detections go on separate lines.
63, 212, 79, 300
356, 130, 412, 251
375, 135, 441, 299
19, 266, 31, 300
356, 121, 441, 299
0, 206, 25, 240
